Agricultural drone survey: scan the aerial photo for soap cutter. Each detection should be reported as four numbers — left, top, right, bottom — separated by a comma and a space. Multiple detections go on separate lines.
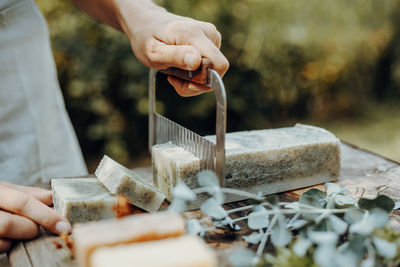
148, 58, 227, 186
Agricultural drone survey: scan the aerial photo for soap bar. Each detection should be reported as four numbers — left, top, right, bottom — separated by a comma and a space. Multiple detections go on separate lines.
152, 124, 341, 201
73, 212, 185, 267
90, 235, 218, 267
95, 155, 165, 212
51, 178, 118, 224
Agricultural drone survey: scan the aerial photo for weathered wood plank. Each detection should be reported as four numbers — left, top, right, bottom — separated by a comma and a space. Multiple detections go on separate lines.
8, 242, 32, 267
24, 230, 75, 267
0, 252, 10, 267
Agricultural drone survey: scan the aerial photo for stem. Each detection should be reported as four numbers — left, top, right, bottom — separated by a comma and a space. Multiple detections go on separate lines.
256, 214, 278, 257
232, 208, 350, 223
193, 187, 264, 201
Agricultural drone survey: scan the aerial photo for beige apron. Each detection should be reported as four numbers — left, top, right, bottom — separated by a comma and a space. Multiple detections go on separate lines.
0, 0, 88, 185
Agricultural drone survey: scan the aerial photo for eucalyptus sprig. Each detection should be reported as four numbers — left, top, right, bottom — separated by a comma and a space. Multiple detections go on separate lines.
169, 170, 400, 267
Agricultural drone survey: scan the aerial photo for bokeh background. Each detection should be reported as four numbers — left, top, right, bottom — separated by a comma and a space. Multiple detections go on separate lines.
36, 0, 400, 171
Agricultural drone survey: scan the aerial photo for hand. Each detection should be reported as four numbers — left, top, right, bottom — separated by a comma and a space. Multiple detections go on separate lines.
117, 2, 229, 97
0, 182, 71, 252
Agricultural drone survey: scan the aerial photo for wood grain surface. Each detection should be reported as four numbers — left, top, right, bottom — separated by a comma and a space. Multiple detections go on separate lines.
6, 143, 400, 267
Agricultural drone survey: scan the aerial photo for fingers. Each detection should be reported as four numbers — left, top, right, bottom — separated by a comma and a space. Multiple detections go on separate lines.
0, 239, 12, 253
167, 76, 212, 97
0, 210, 38, 240
147, 40, 202, 70
0, 182, 52, 206
190, 36, 229, 78
0, 186, 71, 235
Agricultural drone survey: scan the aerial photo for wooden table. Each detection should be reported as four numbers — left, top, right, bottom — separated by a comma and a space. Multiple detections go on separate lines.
3, 143, 400, 267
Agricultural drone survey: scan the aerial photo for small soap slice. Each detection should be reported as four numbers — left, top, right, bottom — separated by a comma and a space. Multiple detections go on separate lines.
73, 212, 185, 267
152, 124, 341, 201
51, 178, 118, 224
90, 235, 218, 267
95, 155, 165, 212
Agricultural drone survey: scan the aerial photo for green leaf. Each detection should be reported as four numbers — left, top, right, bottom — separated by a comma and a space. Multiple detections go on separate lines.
200, 198, 227, 220
372, 236, 397, 259
307, 230, 338, 245
172, 182, 196, 201
243, 231, 264, 245
271, 214, 292, 247
264, 195, 279, 206
299, 189, 327, 220
325, 183, 342, 196
329, 215, 348, 234
344, 208, 364, 224
358, 195, 394, 213
248, 206, 269, 230
334, 195, 355, 207
369, 208, 389, 228
229, 247, 257, 267
198, 170, 219, 188
293, 238, 312, 257
186, 219, 206, 236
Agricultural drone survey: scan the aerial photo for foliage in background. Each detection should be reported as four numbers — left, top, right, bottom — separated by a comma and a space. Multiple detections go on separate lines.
170, 170, 400, 267
36, 0, 400, 169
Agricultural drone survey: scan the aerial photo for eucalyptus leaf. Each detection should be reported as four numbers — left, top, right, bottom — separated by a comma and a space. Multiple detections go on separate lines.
248, 206, 269, 230
213, 216, 240, 230
394, 201, 400, 210
200, 198, 227, 220
344, 208, 364, 224
264, 195, 279, 206
228, 247, 257, 267
358, 195, 394, 213
299, 189, 327, 219
349, 214, 375, 235
197, 170, 220, 188
186, 219, 205, 236
172, 182, 196, 201
243, 231, 264, 245
334, 195, 355, 207
360, 257, 375, 267
329, 215, 348, 234
293, 238, 312, 257
168, 198, 186, 212
308, 230, 338, 245
314, 243, 336, 267
369, 208, 389, 227
271, 215, 292, 247
372, 236, 397, 259
325, 183, 342, 196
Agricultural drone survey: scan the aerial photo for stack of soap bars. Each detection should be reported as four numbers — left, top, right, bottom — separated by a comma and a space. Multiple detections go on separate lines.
52, 124, 341, 223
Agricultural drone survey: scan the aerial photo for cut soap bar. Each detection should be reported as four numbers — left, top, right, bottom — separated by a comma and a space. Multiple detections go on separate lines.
152, 124, 341, 201
90, 235, 218, 267
73, 212, 185, 267
95, 155, 165, 212
51, 178, 118, 224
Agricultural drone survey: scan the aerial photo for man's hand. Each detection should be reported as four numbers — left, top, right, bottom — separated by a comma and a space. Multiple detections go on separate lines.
0, 182, 71, 252
72, 0, 229, 97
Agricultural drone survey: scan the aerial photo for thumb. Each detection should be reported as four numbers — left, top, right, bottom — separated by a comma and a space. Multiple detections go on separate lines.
148, 41, 202, 70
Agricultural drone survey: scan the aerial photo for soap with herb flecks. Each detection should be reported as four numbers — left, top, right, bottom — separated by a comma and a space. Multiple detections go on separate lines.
95, 155, 165, 212
152, 124, 341, 202
51, 178, 118, 224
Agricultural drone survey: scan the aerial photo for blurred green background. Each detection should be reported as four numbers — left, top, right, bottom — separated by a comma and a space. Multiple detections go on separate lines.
37, 0, 400, 171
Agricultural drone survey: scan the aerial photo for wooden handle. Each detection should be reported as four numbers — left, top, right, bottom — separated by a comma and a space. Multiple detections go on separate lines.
159, 58, 213, 85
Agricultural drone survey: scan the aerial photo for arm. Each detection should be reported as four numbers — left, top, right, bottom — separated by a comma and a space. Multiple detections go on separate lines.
71, 0, 229, 97
0, 182, 71, 252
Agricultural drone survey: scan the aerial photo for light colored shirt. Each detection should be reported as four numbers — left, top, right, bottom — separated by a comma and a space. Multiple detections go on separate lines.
0, 0, 88, 185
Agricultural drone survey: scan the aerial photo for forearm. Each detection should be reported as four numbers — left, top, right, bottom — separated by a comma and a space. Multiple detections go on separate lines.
71, 0, 166, 34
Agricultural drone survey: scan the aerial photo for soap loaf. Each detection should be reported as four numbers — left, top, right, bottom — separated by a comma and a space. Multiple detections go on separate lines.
90, 235, 218, 267
51, 178, 118, 224
152, 124, 341, 201
95, 155, 165, 212
73, 212, 185, 267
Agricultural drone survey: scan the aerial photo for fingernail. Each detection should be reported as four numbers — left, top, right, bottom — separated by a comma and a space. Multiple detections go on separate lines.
184, 53, 197, 68
55, 221, 71, 233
